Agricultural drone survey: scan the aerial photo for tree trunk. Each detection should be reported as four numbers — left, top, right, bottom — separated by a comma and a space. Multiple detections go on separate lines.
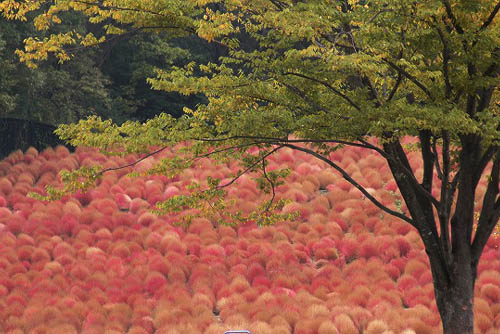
437, 283, 474, 334
432, 252, 476, 334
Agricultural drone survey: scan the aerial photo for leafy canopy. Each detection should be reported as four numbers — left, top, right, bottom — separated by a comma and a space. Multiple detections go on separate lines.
4, 0, 499, 224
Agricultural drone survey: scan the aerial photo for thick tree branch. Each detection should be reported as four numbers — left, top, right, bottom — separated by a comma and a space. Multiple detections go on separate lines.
438, 131, 452, 259
384, 139, 451, 280
385, 140, 438, 227
452, 137, 480, 248
358, 138, 441, 209
431, 137, 444, 181
479, 1, 500, 31
471, 152, 500, 261
475, 146, 499, 184
420, 130, 435, 192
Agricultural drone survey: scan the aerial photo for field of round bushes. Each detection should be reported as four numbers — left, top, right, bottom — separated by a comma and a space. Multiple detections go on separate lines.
0, 140, 499, 334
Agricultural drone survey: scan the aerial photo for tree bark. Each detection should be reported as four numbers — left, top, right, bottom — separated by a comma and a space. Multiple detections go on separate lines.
431, 228, 476, 334
434, 265, 475, 334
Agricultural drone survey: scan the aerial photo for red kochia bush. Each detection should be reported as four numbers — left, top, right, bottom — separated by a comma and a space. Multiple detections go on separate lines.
93, 198, 118, 216
129, 198, 150, 214
397, 274, 419, 292
160, 234, 186, 255
394, 236, 412, 256
137, 212, 156, 227
247, 262, 266, 283
359, 237, 380, 259
480, 283, 500, 303
0, 195, 7, 207
337, 237, 358, 261
148, 254, 169, 276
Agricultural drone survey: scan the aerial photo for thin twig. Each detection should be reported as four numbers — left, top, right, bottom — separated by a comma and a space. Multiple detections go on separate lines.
261, 157, 276, 212
215, 146, 284, 189
96, 145, 171, 176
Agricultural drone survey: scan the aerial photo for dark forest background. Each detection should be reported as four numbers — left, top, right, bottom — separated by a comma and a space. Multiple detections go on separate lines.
0, 12, 222, 158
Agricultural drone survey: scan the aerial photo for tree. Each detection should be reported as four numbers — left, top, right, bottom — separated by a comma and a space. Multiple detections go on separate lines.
0, 9, 211, 127
0, 16, 115, 124
0, 26, 17, 113
3, 1, 499, 333
99, 32, 212, 122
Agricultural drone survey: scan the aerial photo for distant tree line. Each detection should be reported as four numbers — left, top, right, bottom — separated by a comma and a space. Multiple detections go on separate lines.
0, 11, 217, 157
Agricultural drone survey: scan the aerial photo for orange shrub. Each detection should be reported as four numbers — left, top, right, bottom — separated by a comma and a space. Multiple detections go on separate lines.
359, 237, 380, 259
148, 255, 169, 276
294, 319, 323, 334
144, 271, 167, 294
110, 242, 131, 258
282, 202, 311, 219
129, 198, 150, 214
404, 259, 428, 279
160, 234, 186, 255
481, 284, 500, 304
316, 320, 339, 334
365, 320, 389, 334
334, 314, 358, 334
167, 266, 187, 283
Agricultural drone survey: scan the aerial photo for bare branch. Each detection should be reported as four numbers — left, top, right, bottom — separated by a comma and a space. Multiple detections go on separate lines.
382, 59, 434, 100
441, 0, 464, 34
433, 22, 453, 98
261, 156, 276, 212
72, 0, 172, 17
280, 81, 328, 114
367, 9, 394, 24
386, 72, 403, 102
283, 143, 415, 225
193, 136, 376, 150
283, 72, 363, 111
96, 145, 171, 176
